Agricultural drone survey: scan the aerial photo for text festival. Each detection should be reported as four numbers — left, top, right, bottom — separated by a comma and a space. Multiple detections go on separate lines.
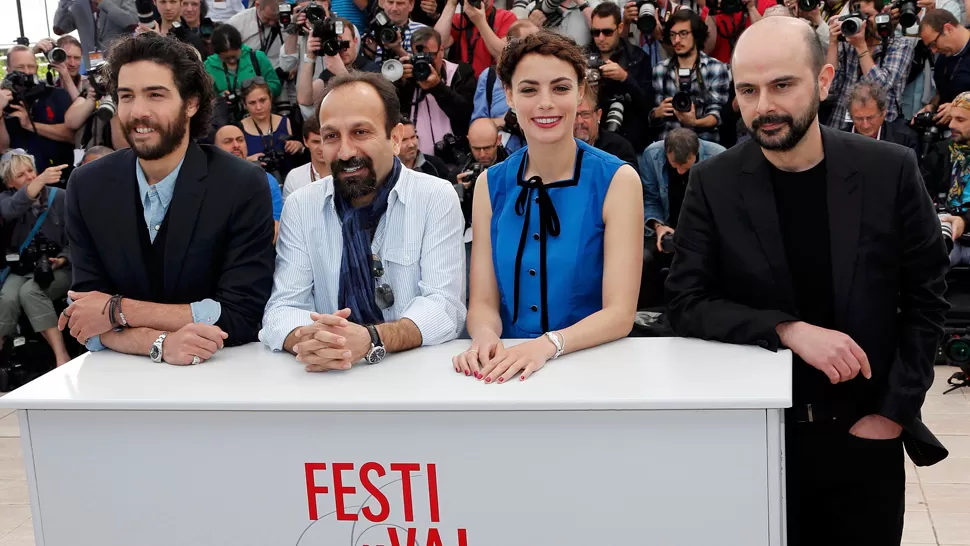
305, 462, 469, 546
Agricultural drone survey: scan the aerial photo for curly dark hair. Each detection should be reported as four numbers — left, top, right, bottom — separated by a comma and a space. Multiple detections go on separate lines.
105, 33, 215, 141
497, 30, 587, 89
663, 9, 708, 49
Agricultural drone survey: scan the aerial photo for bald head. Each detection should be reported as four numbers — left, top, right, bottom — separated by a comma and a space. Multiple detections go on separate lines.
733, 16, 825, 76
215, 124, 248, 159
468, 118, 501, 166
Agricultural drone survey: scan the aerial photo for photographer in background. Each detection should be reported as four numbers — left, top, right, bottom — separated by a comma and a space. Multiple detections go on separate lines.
295, 16, 381, 120
33, 36, 87, 102
454, 117, 505, 219
525, 0, 594, 48
649, 9, 731, 143
435, 0, 517, 77
574, 83, 639, 168
397, 117, 453, 178
0, 47, 77, 177
396, 27, 476, 159
282, 114, 331, 200
588, 2, 653, 152
53, 0, 140, 73
824, 0, 916, 129
916, 9, 970, 126
638, 127, 723, 307
0, 151, 73, 367
228, 0, 294, 102
921, 92, 970, 264
143, 0, 208, 54
182, 0, 217, 55
213, 123, 284, 241
370, 0, 430, 62
848, 81, 920, 154
205, 23, 282, 124
238, 78, 304, 180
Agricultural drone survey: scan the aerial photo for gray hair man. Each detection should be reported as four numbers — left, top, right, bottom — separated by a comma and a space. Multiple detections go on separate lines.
848, 81, 919, 155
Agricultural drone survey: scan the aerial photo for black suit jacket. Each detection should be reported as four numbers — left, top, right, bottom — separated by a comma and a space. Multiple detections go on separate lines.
665, 126, 950, 466
882, 120, 920, 158
65, 143, 276, 345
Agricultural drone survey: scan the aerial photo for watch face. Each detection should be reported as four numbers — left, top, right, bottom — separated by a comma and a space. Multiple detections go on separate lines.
367, 346, 386, 364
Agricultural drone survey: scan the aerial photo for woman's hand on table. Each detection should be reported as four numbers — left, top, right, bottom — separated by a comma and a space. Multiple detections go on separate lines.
478, 337, 557, 384
453, 332, 504, 379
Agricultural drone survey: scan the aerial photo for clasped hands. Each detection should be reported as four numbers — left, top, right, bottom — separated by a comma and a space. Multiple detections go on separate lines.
291, 308, 372, 372
777, 321, 903, 440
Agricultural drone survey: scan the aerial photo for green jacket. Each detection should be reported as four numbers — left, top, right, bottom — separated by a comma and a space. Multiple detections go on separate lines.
204, 44, 282, 98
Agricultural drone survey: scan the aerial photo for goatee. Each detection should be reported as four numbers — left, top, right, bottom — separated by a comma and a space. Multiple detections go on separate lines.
332, 155, 379, 202
747, 92, 819, 152
121, 102, 189, 160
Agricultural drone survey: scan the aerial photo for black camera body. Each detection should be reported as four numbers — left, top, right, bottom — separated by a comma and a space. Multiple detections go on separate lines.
874, 12, 892, 39
464, 161, 486, 185
199, 17, 215, 39
279, 2, 293, 27
410, 53, 435, 82
259, 147, 286, 176
586, 54, 605, 84
535, 0, 567, 27
135, 0, 156, 24
15, 234, 58, 289
913, 110, 942, 159
503, 109, 523, 139
371, 10, 401, 45
637, 0, 658, 34
313, 17, 350, 56
660, 232, 675, 253
839, 11, 866, 39
709, 0, 743, 15
672, 67, 693, 113
605, 93, 630, 133
892, 0, 918, 28
798, 0, 820, 11
466, 0, 483, 8
1, 72, 51, 113
434, 133, 471, 167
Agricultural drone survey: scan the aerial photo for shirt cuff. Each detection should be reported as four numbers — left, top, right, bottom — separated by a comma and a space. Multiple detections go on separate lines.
190, 299, 222, 325
401, 296, 463, 347
259, 307, 314, 352
85, 335, 106, 352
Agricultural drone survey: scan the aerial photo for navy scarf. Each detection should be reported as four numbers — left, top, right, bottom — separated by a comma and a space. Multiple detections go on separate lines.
334, 158, 402, 325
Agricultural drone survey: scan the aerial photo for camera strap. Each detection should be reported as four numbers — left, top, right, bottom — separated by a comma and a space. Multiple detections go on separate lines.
485, 67, 497, 117
223, 62, 239, 92
258, 20, 282, 53
0, 188, 58, 286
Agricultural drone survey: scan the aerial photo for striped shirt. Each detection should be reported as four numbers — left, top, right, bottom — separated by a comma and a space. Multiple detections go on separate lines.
259, 167, 467, 351
826, 37, 917, 130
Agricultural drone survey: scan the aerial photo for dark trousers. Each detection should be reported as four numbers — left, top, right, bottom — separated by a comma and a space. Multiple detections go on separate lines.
785, 416, 906, 546
638, 235, 673, 310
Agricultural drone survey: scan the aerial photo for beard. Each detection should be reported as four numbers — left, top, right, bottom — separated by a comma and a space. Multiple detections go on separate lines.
747, 91, 819, 152
122, 103, 189, 160
332, 155, 380, 201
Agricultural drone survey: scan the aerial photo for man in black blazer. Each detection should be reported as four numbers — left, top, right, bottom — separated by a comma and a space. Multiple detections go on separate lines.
846, 80, 921, 157
666, 17, 950, 546
59, 33, 275, 365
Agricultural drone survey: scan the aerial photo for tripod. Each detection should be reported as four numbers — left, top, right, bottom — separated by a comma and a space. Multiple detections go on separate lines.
13, 0, 29, 46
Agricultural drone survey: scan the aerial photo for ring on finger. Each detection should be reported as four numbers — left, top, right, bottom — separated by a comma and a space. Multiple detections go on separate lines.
466, 348, 479, 354
191, 355, 201, 365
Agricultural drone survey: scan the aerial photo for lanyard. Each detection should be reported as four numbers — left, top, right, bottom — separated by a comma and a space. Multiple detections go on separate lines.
258, 20, 281, 53
223, 63, 239, 92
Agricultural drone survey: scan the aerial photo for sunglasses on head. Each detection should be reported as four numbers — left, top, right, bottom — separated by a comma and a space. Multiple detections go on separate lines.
241, 76, 267, 91
590, 28, 616, 37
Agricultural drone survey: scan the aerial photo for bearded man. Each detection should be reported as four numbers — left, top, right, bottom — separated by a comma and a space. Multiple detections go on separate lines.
664, 16, 951, 546
61, 33, 276, 365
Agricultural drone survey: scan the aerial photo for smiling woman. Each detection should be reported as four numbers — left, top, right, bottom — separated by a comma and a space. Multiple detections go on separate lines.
453, 31, 644, 384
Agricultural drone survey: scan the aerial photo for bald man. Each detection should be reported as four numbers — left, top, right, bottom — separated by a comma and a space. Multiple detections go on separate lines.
213, 123, 284, 241
665, 16, 949, 546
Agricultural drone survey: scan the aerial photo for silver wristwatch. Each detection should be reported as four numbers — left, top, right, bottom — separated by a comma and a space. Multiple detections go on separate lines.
150, 332, 168, 363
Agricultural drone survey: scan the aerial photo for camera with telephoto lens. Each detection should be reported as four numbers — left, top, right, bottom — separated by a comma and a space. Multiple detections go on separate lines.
708, 0, 743, 15
313, 16, 349, 56
913, 109, 942, 160
637, 0, 658, 34
371, 10, 401, 45
586, 54, 605, 85
462, 161, 486, 186
13, 234, 58, 289
135, 0, 156, 25
503, 109, 523, 139
605, 93, 629, 133
535, 0, 567, 27
672, 67, 693, 113
1, 72, 51, 114
892, 0, 918, 28
410, 53, 435, 82
259, 147, 286, 176
839, 11, 865, 38
798, 0, 820, 11
46, 47, 67, 65
279, 1, 293, 27
300, 0, 328, 36
434, 133, 470, 167
874, 13, 892, 39
86, 62, 116, 122
199, 17, 215, 39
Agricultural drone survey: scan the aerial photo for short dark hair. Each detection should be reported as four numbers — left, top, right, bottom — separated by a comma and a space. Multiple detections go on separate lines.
663, 9, 708, 48
56, 35, 82, 50
498, 30, 587, 88
411, 27, 442, 51
211, 23, 243, 54
106, 33, 216, 141
591, 2, 622, 26
848, 81, 889, 113
323, 71, 401, 138
399, 116, 414, 127
921, 8, 960, 33
303, 112, 321, 139
664, 128, 700, 164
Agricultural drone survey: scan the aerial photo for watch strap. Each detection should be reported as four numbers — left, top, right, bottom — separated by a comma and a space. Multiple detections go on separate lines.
365, 324, 383, 348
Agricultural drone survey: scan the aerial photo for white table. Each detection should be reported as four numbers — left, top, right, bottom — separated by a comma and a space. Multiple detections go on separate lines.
0, 337, 791, 546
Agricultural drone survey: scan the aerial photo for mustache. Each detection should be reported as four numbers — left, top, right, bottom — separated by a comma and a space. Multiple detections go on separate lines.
332, 156, 372, 172
751, 114, 793, 131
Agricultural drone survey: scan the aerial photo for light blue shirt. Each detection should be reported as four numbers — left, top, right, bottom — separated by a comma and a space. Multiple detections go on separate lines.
84, 156, 223, 352
260, 168, 467, 351
267, 172, 283, 221
471, 68, 524, 152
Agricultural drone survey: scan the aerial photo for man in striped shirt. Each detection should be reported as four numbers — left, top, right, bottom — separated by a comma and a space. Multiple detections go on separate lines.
261, 71, 466, 370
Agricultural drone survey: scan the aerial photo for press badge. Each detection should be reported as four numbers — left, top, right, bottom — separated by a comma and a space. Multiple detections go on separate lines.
88, 51, 103, 68
5, 254, 19, 263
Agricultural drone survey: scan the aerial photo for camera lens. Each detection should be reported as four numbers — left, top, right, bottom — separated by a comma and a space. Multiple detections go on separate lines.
672, 91, 693, 113
605, 101, 625, 132
841, 16, 862, 36
48, 48, 67, 64
797, 0, 819, 10
637, 2, 657, 34
946, 337, 970, 365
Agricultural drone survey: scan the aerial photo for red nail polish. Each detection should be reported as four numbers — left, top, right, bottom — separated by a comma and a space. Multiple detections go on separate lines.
485, 377, 491, 383
520, 376, 525, 381
498, 377, 504, 383
464, 370, 470, 376
474, 372, 480, 379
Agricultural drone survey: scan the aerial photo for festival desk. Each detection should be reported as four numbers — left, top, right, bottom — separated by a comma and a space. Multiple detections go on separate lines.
0, 337, 791, 546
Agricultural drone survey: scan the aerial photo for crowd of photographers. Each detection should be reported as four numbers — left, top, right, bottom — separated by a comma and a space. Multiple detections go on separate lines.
1, 0, 970, 365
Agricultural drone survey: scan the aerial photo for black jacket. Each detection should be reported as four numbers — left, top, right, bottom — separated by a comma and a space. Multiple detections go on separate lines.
587, 41, 653, 152
65, 143, 276, 345
594, 130, 639, 174
881, 120, 920, 156
665, 126, 950, 466
922, 139, 960, 212
398, 61, 477, 143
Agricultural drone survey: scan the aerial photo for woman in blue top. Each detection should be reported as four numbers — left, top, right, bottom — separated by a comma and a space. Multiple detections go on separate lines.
453, 31, 643, 383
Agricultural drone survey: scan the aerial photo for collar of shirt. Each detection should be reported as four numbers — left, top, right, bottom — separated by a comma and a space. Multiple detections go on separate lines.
135, 154, 187, 215
851, 124, 882, 140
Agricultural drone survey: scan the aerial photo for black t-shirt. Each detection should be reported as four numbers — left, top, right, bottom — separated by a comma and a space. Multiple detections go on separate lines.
666, 164, 689, 229
4, 87, 74, 172
934, 41, 970, 105
593, 130, 639, 174
770, 159, 836, 404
